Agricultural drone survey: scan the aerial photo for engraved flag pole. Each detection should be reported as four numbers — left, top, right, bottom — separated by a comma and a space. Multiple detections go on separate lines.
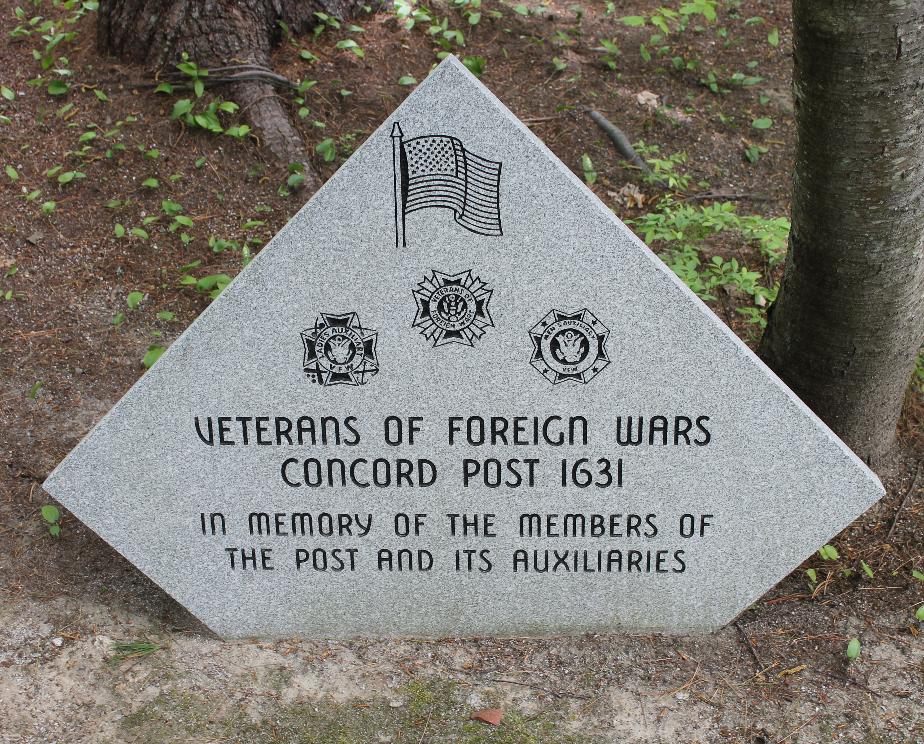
391, 122, 406, 248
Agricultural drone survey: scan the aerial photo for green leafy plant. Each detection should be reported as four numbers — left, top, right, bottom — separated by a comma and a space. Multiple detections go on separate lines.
620, 1, 717, 35
335, 38, 365, 57
819, 544, 840, 561
176, 53, 208, 97
597, 38, 621, 70
315, 138, 337, 162
313, 11, 342, 36
41, 504, 61, 536
180, 271, 232, 301
744, 143, 768, 164
142, 345, 166, 368
393, 0, 468, 61
619, 2, 718, 65
462, 56, 485, 77
452, 0, 484, 25
170, 97, 242, 136
629, 196, 788, 325
632, 142, 691, 192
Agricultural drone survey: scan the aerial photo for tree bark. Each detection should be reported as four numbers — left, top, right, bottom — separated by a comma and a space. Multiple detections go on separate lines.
758, 1, 924, 466
97, 0, 369, 182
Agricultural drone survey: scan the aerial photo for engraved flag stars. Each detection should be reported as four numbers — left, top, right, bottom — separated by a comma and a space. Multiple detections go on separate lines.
391, 122, 503, 247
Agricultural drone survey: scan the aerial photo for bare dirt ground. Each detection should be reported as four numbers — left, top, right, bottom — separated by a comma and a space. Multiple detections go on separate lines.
1, 1, 922, 742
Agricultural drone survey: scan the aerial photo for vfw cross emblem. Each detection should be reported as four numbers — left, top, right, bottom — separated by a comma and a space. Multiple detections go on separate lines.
301, 312, 379, 386
412, 269, 494, 347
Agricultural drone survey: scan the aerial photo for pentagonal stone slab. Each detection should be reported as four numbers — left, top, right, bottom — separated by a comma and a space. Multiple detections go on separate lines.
44, 57, 883, 638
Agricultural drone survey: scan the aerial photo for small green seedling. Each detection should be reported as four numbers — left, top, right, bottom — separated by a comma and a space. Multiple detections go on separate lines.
462, 56, 486, 77
846, 637, 861, 661
818, 544, 839, 561
142, 345, 166, 368
581, 153, 597, 185
41, 504, 61, 536
915, 605, 924, 622
316, 138, 337, 162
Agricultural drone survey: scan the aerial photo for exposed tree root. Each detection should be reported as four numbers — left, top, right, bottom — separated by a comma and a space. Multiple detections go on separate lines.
234, 79, 319, 190
97, 0, 371, 187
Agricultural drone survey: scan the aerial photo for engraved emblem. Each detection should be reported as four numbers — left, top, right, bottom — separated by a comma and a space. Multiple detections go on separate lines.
412, 269, 494, 348
301, 312, 379, 386
529, 308, 610, 385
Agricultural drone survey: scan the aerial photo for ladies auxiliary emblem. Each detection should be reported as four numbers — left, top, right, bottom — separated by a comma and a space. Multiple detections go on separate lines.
529, 308, 610, 385
412, 269, 494, 348
301, 312, 379, 386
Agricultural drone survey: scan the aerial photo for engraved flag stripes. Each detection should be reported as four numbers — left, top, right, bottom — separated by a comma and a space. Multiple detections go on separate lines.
391, 122, 502, 246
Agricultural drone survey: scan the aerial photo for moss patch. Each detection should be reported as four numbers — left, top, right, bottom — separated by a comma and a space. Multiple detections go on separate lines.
120, 679, 594, 744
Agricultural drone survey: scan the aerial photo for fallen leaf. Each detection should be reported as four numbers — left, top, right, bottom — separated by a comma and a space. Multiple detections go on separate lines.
609, 183, 647, 209
471, 708, 503, 726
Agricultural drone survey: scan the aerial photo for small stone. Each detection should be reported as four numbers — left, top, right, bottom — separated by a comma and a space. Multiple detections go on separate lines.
635, 90, 659, 110
51, 637, 64, 647
388, 700, 404, 709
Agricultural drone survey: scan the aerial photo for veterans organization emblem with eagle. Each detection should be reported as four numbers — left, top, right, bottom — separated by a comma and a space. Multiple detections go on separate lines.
529, 308, 610, 385
301, 312, 379, 386
412, 269, 494, 348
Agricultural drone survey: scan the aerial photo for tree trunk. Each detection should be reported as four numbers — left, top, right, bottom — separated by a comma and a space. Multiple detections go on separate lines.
758, 1, 924, 466
97, 0, 369, 184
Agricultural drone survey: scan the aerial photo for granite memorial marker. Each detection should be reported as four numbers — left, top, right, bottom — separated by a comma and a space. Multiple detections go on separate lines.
43, 56, 884, 638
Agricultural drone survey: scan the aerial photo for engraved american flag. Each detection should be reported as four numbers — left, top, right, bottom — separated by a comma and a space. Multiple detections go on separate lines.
400, 134, 502, 237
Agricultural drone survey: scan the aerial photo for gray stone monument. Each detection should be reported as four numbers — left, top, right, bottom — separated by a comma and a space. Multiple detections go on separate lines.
43, 56, 883, 638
